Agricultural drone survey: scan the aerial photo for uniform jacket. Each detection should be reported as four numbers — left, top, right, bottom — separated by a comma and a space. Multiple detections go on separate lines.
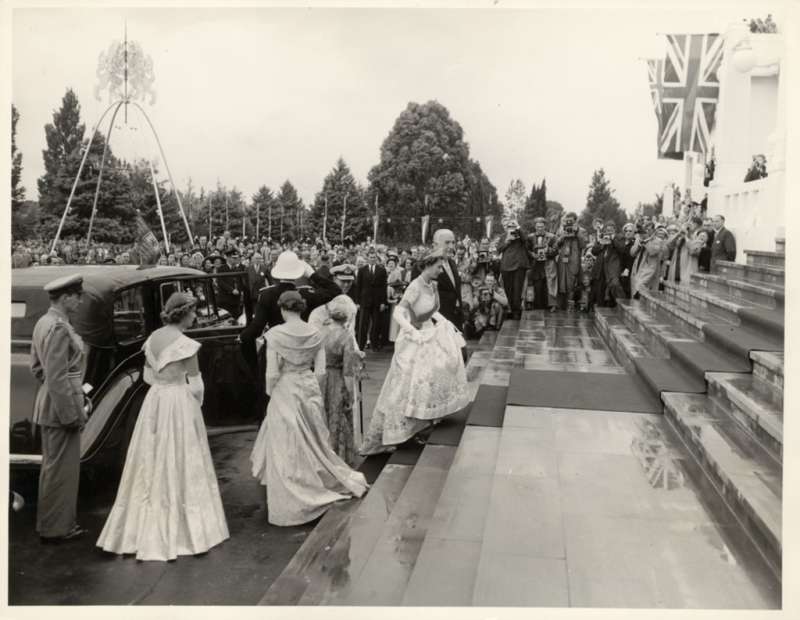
240, 272, 341, 342
30, 307, 86, 428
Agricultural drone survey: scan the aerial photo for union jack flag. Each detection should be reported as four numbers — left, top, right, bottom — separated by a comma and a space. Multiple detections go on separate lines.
650, 33, 723, 159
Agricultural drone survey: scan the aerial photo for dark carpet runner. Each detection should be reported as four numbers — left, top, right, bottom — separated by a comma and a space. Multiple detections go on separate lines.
506, 369, 662, 414
466, 385, 509, 427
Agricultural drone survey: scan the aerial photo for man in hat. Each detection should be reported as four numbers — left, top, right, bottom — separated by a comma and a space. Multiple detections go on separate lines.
216, 248, 243, 317
30, 274, 89, 542
239, 250, 340, 371
330, 263, 357, 301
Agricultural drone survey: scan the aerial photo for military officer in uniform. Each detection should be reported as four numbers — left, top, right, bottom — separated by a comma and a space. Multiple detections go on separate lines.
30, 274, 90, 542
238, 250, 340, 372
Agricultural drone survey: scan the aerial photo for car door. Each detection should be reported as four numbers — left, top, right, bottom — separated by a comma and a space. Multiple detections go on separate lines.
155, 273, 262, 426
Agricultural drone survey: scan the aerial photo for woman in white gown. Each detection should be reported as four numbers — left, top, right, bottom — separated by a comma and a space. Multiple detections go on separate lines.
361, 249, 470, 455
250, 290, 368, 526
97, 292, 229, 561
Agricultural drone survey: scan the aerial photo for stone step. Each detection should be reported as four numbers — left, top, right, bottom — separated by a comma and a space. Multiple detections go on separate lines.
715, 260, 785, 287
663, 392, 781, 577
401, 426, 502, 606
637, 287, 725, 341
332, 444, 456, 605
259, 462, 414, 605
661, 281, 750, 327
750, 351, 784, 407
745, 250, 785, 269
691, 272, 784, 310
706, 373, 783, 462
616, 299, 697, 359
594, 308, 656, 376
661, 281, 784, 341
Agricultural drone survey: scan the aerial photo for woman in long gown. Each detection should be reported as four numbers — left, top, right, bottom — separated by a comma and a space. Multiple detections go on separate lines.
360, 249, 470, 455
97, 292, 229, 561
311, 295, 363, 466
250, 291, 368, 526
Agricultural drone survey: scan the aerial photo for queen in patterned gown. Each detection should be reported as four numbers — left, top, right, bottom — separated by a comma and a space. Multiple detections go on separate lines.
250, 291, 368, 526
361, 249, 470, 455
97, 292, 229, 561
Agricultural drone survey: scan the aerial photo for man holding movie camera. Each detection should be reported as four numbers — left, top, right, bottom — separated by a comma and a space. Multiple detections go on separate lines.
590, 220, 628, 307
497, 221, 530, 320
525, 217, 557, 311
552, 212, 586, 311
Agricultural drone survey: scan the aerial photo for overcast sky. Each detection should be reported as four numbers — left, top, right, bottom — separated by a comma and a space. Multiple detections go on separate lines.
11, 4, 772, 216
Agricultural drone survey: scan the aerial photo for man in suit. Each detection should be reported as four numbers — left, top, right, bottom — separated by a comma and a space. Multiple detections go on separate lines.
239, 250, 340, 372
216, 248, 243, 318
590, 221, 628, 307
30, 274, 90, 542
526, 217, 558, 310
355, 247, 388, 350
412, 229, 464, 329
710, 214, 736, 268
246, 252, 270, 301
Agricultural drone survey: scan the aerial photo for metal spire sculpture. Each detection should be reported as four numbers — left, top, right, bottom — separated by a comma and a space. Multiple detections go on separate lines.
50, 24, 193, 254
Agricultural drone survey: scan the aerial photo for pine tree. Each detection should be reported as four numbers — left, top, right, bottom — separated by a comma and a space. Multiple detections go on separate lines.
36, 88, 137, 242
519, 178, 547, 230
579, 168, 628, 232
504, 179, 527, 222
251, 186, 276, 241
276, 180, 305, 243
311, 159, 370, 243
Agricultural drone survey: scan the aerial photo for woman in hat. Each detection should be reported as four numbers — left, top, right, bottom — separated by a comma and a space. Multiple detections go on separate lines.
250, 291, 368, 526
313, 295, 363, 466
360, 248, 470, 455
631, 225, 669, 296
97, 292, 229, 561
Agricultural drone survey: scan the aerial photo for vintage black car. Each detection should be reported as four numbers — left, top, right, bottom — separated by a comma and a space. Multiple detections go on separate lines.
10, 265, 262, 479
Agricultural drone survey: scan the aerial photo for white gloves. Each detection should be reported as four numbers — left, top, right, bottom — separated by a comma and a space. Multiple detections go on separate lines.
187, 373, 205, 406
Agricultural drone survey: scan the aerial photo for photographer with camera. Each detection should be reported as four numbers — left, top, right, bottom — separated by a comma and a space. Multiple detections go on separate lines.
665, 216, 704, 284
525, 217, 558, 311
631, 224, 669, 297
590, 220, 628, 307
553, 212, 586, 311
620, 223, 637, 297
497, 221, 530, 320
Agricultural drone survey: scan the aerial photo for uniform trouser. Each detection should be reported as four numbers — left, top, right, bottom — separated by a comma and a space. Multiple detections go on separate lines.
358, 303, 383, 349
37, 425, 81, 537
502, 269, 527, 317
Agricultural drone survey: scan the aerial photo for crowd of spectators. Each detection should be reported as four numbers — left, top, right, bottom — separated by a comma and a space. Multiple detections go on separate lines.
11, 199, 736, 344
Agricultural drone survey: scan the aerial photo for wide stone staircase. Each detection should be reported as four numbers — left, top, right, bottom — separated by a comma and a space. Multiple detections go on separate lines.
594, 240, 785, 579
259, 241, 783, 608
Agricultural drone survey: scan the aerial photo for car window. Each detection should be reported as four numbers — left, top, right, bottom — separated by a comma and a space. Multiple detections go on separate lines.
113, 287, 146, 344
159, 279, 239, 329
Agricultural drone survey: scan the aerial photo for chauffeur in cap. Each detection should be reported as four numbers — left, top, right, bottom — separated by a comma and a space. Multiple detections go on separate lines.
216, 248, 243, 317
30, 274, 90, 542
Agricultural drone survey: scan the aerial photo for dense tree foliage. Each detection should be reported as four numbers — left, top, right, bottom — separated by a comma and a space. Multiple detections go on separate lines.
579, 168, 628, 231
311, 159, 369, 243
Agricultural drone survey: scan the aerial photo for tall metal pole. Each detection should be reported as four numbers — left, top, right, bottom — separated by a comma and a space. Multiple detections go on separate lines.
50, 100, 122, 254
148, 159, 169, 253
323, 193, 328, 243
341, 192, 348, 243
207, 196, 211, 240
268, 201, 272, 240
86, 101, 126, 245
256, 199, 260, 240
374, 193, 379, 244
225, 194, 229, 232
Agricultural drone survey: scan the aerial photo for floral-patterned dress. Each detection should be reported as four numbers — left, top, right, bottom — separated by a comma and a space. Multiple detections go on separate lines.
321, 323, 361, 466
360, 277, 470, 455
